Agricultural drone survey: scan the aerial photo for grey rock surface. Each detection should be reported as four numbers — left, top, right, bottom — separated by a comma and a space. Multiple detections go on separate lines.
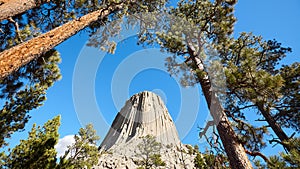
95, 91, 197, 169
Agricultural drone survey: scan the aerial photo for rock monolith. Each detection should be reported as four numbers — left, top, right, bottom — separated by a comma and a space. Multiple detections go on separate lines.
96, 91, 197, 169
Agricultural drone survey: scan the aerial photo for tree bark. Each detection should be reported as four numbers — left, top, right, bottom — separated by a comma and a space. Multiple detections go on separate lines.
0, 0, 51, 21
0, 4, 122, 79
257, 102, 291, 151
187, 47, 253, 169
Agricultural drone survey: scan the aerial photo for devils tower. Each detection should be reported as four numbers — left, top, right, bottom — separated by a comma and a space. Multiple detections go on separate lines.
95, 91, 197, 169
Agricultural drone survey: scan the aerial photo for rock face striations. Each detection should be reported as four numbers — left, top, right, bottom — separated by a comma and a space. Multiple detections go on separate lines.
100, 91, 180, 150
96, 91, 197, 169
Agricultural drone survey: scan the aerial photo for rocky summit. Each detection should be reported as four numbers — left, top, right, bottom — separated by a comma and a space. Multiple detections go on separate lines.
95, 91, 197, 169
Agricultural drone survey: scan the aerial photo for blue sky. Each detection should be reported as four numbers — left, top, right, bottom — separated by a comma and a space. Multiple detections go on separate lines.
5, 0, 300, 157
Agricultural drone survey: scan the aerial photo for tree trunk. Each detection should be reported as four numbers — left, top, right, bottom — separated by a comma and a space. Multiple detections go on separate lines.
0, 0, 51, 21
187, 47, 253, 169
257, 103, 291, 151
0, 4, 122, 79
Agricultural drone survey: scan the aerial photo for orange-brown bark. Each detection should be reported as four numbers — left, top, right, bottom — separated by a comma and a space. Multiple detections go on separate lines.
187, 46, 253, 169
257, 103, 291, 151
0, 0, 51, 21
0, 4, 122, 79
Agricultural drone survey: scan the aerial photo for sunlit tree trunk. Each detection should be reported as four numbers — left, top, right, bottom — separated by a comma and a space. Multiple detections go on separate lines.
257, 103, 291, 151
0, 0, 51, 21
0, 4, 122, 79
187, 46, 253, 169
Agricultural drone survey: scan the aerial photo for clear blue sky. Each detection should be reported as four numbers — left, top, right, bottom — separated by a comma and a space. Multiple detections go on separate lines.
5, 0, 300, 157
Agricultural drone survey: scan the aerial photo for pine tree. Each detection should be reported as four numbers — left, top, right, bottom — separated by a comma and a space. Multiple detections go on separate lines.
1, 0, 297, 168
0, 0, 165, 154
276, 63, 300, 135
137, 0, 252, 168
3, 115, 60, 169
1, 117, 102, 169
0, 0, 104, 52
280, 137, 300, 168
0, 2, 122, 79
0, 49, 61, 148
57, 124, 100, 169
135, 135, 166, 169
133, 0, 299, 167
0, 0, 166, 79
0, 0, 51, 21
222, 33, 299, 153
194, 151, 230, 169
0, 0, 121, 147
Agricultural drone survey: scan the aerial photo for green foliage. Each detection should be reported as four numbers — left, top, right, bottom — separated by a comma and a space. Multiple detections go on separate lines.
231, 118, 268, 152
156, 0, 237, 53
149, 154, 166, 167
194, 152, 205, 168
226, 36, 300, 165
135, 135, 165, 169
194, 149, 230, 169
0, 0, 167, 53
57, 124, 100, 169
0, 0, 168, 168
146, 0, 297, 157
276, 62, 300, 131
0, 0, 107, 51
3, 116, 61, 169
280, 138, 300, 168
0, 0, 298, 168
255, 156, 288, 169
137, 0, 238, 88
86, 0, 167, 54
0, 49, 61, 148
1, 117, 101, 169
223, 32, 298, 152
186, 145, 194, 155
223, 33, 289, 103
133, 0, 298, 167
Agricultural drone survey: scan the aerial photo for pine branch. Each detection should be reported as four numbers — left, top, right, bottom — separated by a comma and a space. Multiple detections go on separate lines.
245, 149, 269, 163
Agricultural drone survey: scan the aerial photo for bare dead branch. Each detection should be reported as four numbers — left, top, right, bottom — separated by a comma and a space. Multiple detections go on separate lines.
199, 120, 215, 138
7, 16, 23, 42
